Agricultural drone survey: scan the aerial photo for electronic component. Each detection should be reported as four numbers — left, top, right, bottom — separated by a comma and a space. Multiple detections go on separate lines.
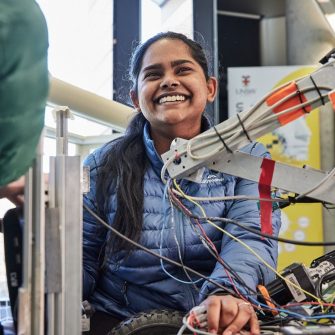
258, 250, 335, 306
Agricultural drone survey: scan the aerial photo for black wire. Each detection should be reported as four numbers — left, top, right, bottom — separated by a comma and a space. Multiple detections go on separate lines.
236, 112, 252, 143
213, 126, 233, 153
84, 202, 280, 309
83, 204, 237, 296
199, 233, 257, 296
310, 75, 325, 105
193, 215, 335, 246
259, 316, 293, 327
278, 195, 331, 210
188, 218, 285, 309
168, 191, 287, 309
315, 269, 335, 299
323, 203, 335, 210
296, 90, 309, 114
165, 185, 201, 291
169, 188, 260, 297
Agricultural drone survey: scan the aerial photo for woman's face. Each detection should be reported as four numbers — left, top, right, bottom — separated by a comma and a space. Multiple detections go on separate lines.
131, 39, 217, 138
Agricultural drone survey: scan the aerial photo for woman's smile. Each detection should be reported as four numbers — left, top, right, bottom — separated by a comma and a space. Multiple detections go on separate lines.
156, 94, 188, 104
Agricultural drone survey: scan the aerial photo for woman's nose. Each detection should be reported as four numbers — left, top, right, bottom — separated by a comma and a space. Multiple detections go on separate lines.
160, 76, 180, 89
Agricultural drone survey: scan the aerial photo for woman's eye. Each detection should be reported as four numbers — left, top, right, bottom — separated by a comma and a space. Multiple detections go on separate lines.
177, 67, 192, 74
144, 72, 161, 79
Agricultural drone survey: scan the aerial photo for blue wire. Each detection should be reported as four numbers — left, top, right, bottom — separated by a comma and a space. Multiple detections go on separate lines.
160, 182, 335, 321
248, 296, 335, 320
159, 180, 202, 285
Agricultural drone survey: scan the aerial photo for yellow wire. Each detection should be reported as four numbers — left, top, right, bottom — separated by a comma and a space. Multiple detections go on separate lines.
173, 179, 325, 310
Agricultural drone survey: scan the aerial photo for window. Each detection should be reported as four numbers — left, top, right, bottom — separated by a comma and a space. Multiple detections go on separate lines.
0, 1, 116, 314
37, 0, 114, 99
141, 0, 193, 40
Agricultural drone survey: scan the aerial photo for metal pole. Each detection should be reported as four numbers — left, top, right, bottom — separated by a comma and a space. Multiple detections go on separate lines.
46, 106, 82, 335
18, 135, 45, 335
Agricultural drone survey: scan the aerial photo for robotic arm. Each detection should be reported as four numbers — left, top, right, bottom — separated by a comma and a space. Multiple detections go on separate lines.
161, 49, 335, 205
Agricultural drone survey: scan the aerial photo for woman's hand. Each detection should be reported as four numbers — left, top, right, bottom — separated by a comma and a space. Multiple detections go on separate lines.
201, 294, 260, 335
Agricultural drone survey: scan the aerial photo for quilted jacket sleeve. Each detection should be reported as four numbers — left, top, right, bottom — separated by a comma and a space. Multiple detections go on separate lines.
199, 142, 281, 300
82, 149, 108, 300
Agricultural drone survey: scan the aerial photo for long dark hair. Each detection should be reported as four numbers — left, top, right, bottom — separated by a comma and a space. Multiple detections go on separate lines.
97, 32, 212, 254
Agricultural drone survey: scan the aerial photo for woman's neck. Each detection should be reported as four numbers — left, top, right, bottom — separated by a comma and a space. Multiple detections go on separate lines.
150, 123, 201, 155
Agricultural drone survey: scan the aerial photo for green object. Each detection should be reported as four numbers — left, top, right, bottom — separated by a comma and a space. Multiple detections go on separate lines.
0, 0, 49, 186
257, 192, 280, 211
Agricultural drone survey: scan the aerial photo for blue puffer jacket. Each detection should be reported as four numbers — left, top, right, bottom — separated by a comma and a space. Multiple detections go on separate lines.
83, 122, 281, 319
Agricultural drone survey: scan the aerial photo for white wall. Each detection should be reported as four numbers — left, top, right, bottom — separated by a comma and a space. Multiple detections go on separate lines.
260, 16, 287, 66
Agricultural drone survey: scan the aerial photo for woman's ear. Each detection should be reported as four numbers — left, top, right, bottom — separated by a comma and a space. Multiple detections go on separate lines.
130, 90, 140, 111
206, 76, 218, 103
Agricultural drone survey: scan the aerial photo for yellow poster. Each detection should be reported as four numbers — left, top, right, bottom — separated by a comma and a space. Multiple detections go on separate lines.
258, 67, 324, 271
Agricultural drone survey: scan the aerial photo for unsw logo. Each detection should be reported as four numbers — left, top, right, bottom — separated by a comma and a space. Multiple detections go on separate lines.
235, 74, 256, 96
242, 75, 250, 86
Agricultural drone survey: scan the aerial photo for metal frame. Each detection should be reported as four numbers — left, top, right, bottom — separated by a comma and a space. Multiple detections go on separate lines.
163, 62, 335, 205
19, 137, 45, 335
193, 0, 219, 124
19, 107, 82, 335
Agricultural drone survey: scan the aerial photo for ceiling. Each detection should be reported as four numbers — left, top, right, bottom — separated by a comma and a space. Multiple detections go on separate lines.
217, 0, 286, 18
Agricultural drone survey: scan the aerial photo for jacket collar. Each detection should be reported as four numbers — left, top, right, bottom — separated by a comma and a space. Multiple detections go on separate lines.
143, 121, 164, 176
142, 116, 212, 177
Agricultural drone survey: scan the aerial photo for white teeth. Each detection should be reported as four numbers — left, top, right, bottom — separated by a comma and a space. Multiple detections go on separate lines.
158, 95, 186, 104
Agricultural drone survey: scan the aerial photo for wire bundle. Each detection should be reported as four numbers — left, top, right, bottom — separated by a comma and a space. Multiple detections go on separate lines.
84, 174, 335, 334
162, 180, 335, 334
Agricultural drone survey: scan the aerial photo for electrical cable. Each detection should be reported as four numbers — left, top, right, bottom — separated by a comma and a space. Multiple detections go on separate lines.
185, 82, 332, 161
315, 268, 335, 300
171, 187, 287, 203
169, 185, 335, 246
236, 112, 252, 143
166, 183, 264, 303
159, 181, 202, 286
84, 200, 277, 314
213, 125, 233, 153
248, 296, 335, 321
83, 203, 237, 296
173, 180, 324, 306
161, 61, 335, 190
168, 185, 261, 299
84, 198, 334, 326
169, 181, 335, 246
170, 184, 335, 314
203, 216, 335, 247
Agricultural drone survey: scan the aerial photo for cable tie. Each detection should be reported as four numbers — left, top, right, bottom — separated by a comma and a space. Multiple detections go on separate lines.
310, 75, 325, 105
213, 126, 233, 153
296, 90, 309, 114
236, 113, 252, 143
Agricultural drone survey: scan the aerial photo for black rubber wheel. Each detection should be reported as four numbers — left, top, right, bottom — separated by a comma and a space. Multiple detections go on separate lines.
107, 309, 192, 335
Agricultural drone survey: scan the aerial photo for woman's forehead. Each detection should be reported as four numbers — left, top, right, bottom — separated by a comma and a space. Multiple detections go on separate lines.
141, 39, 193, 68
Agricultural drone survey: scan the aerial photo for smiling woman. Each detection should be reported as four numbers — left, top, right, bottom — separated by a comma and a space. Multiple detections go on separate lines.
130, 38, 217, 154
82, 32, 281, 335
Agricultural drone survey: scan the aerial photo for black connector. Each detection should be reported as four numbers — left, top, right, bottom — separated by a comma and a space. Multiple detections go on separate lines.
319, 48, 335, 64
